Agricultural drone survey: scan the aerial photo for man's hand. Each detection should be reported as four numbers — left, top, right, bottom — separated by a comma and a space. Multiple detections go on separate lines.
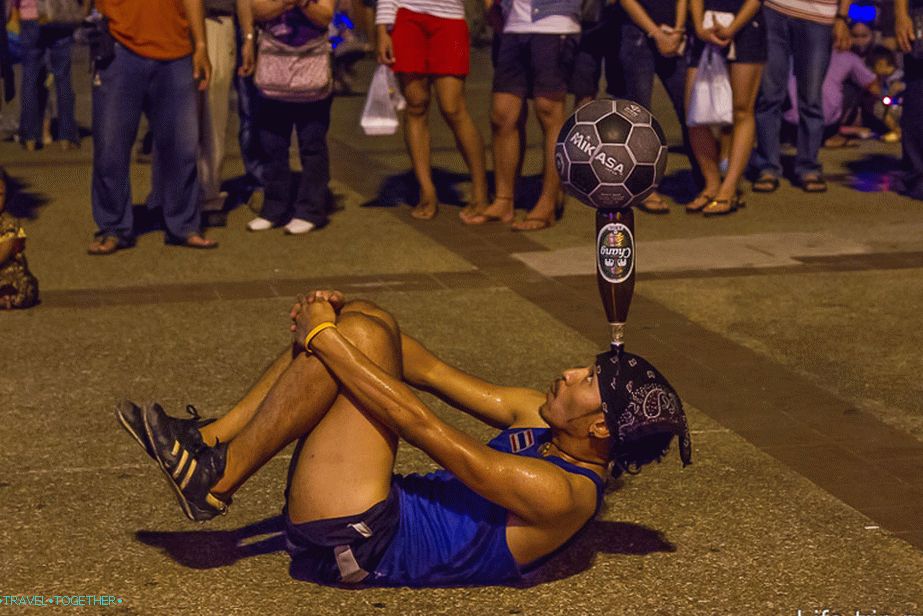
193, 45, 212, 91
290, 290, 346, 347
833, 18, 851, 51
653, 27, 682, 56
376, 27, 395, 64
238, 38, 256, 76
896, 12, 916, 53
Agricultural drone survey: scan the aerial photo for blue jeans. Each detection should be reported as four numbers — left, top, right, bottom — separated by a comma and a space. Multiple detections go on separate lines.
18, 21, 77, 144
91, 44, 201, 243
257, 95, 332, 226
752, 7, 832, 179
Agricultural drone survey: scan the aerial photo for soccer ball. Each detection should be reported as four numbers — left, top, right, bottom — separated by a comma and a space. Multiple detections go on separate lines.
555, 99, 668, 209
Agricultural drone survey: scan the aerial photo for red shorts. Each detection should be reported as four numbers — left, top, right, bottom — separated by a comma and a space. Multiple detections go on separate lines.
391, 8, 470, 76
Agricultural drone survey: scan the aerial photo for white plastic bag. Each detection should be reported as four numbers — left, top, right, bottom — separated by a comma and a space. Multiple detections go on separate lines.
686, 45, 733, 127
385, 67, 406, 111
361, 65, 400, 136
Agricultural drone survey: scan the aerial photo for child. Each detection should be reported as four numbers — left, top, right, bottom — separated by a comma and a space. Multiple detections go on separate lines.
0, 168, 39, 309
866, 45, 905, 142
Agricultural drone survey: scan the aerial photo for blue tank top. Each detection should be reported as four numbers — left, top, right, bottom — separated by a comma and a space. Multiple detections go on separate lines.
368, 428, 606, 586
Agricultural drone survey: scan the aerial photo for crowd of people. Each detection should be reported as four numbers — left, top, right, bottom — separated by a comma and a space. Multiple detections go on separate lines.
0, 0, 920, 305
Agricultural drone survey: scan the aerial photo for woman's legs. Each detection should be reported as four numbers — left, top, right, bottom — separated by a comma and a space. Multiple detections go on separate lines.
684, 67, 723, 209
398, 73, 438, 219
255, 98, 297, 225
432, 75, 489, 217
18, 21, 43, 147
715, 62, 764, 202
465, 92, 524, 224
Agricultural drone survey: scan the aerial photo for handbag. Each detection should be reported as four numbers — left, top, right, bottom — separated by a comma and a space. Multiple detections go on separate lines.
37, 0, 84, 27
254, 30, 332, 102
687, 44, 733, 126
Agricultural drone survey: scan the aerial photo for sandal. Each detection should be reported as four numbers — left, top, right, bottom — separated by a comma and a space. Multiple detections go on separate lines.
87, 236, 123, 256
462, 196, 515, 225
702, 193, 744, 217
511, 216, 553, 232
638, 194, 670, 215
798, 174, 827, 193
166, 234, 219, 249
752, 173, 780, 193
685, 192, 715, 214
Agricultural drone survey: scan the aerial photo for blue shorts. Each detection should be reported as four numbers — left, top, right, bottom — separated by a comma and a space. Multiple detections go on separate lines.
285, 489, 400, 585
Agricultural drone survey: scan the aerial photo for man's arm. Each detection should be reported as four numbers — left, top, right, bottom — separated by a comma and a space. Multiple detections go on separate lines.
181, 0, 212, 90
299, 299, 592, 525
401, 333, 547, 429
620, 0, 681, 56
895, 0, 915, 53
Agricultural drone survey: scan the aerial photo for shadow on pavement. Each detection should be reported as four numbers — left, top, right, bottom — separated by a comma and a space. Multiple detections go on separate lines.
3, 174, 51, 221
135, 516, 287, 570
137, 516, 672, 588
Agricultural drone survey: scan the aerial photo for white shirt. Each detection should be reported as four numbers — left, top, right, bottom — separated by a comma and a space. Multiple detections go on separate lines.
375, 0, 466, 26
503, 0, 580, 34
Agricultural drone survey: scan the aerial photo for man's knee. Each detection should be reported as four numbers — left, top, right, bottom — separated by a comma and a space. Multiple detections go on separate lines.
340, 299, 399, 336
335, 311, 401, 374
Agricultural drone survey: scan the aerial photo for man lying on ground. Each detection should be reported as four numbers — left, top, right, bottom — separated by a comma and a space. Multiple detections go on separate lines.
117, 291, 692, 586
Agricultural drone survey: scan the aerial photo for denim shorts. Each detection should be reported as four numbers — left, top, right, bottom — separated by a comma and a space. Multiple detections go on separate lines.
492, 32, 579, 99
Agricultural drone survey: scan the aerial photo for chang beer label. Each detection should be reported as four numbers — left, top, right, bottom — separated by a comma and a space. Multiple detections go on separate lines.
597, 222, 634, 283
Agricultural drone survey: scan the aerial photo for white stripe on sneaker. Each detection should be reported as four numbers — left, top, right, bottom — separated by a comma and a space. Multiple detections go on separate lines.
179, 458, 197, 490
173, 449, 189, 479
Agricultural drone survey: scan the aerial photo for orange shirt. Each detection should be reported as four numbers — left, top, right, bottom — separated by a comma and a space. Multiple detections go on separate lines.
98, 0, 193, 60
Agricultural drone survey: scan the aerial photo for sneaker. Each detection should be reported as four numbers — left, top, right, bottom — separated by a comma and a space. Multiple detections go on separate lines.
142, 402, 230, 522
116, 400, 214, 461
246, 216, 273, 232
284, 218, 316, 235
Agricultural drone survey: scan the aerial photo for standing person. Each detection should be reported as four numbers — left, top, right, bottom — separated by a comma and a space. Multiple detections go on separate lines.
88, 0, 216, 254
197, 0, 255, 223
245, 0, 335, 236
15, 0, 82, 151
375, 0, 488, 220
617, 0, 690, 213
894, 0, 923, 199
465, 0, 580, 231
749, 0, 852, 194
685, 0, 765, 215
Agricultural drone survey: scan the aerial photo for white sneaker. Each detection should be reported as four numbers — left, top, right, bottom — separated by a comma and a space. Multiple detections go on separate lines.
284, 219, 316, 235
246, 217, 273, 232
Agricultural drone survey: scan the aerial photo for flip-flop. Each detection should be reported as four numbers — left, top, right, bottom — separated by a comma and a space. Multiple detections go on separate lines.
752, 174, 780, 193
410, 203, 438, 220
462, 211, 514, 225
167, 234, 219, 249
511, 216, 553, 232
798, 174, 827, 193
637, 195, 670, 214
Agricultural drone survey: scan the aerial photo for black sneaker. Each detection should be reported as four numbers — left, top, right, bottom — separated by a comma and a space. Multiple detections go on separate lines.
116, 401, 214, 461
142, 402, 230, 522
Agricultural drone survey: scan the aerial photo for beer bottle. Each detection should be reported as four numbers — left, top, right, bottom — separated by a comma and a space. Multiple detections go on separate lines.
595, 208, 635, 351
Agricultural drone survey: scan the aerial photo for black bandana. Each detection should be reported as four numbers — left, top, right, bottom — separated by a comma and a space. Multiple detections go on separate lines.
595, 350, 692, 467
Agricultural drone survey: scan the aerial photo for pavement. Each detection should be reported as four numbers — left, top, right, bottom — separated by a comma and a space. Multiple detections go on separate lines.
1, 45, 922, 616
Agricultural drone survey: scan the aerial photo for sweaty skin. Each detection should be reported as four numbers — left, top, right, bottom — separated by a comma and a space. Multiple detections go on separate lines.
293, 292, 609, 566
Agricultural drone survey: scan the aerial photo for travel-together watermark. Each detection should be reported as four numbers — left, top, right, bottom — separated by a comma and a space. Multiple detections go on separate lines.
0, 595, 124, 608
796, 609, 920, 616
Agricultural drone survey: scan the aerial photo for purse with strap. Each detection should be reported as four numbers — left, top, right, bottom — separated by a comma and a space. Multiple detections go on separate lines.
255, 30, 332, 102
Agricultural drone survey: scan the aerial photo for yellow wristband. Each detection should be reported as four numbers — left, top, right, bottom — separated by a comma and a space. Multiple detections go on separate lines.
304, 321, 337, 352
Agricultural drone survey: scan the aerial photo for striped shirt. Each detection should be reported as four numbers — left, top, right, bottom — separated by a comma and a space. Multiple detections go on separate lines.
375, 0, 465, 26
764, 0, 838, 25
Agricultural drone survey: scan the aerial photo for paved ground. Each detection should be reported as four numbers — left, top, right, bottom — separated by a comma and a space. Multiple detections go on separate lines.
1, 46, 922, 615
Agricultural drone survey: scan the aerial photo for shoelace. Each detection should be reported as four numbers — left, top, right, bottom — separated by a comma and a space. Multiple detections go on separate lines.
184, 405, 211, 459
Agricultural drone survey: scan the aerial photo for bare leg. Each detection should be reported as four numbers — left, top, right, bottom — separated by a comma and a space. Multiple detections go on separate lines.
431, 76, 488, 218
511, 95, 565, 231
199, 347, 295, 446
715, 63, 764, 202
210, 310, 401, 501
399, 73, 438, 220
684, 67, 722, 211
464, 92, 524, 224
